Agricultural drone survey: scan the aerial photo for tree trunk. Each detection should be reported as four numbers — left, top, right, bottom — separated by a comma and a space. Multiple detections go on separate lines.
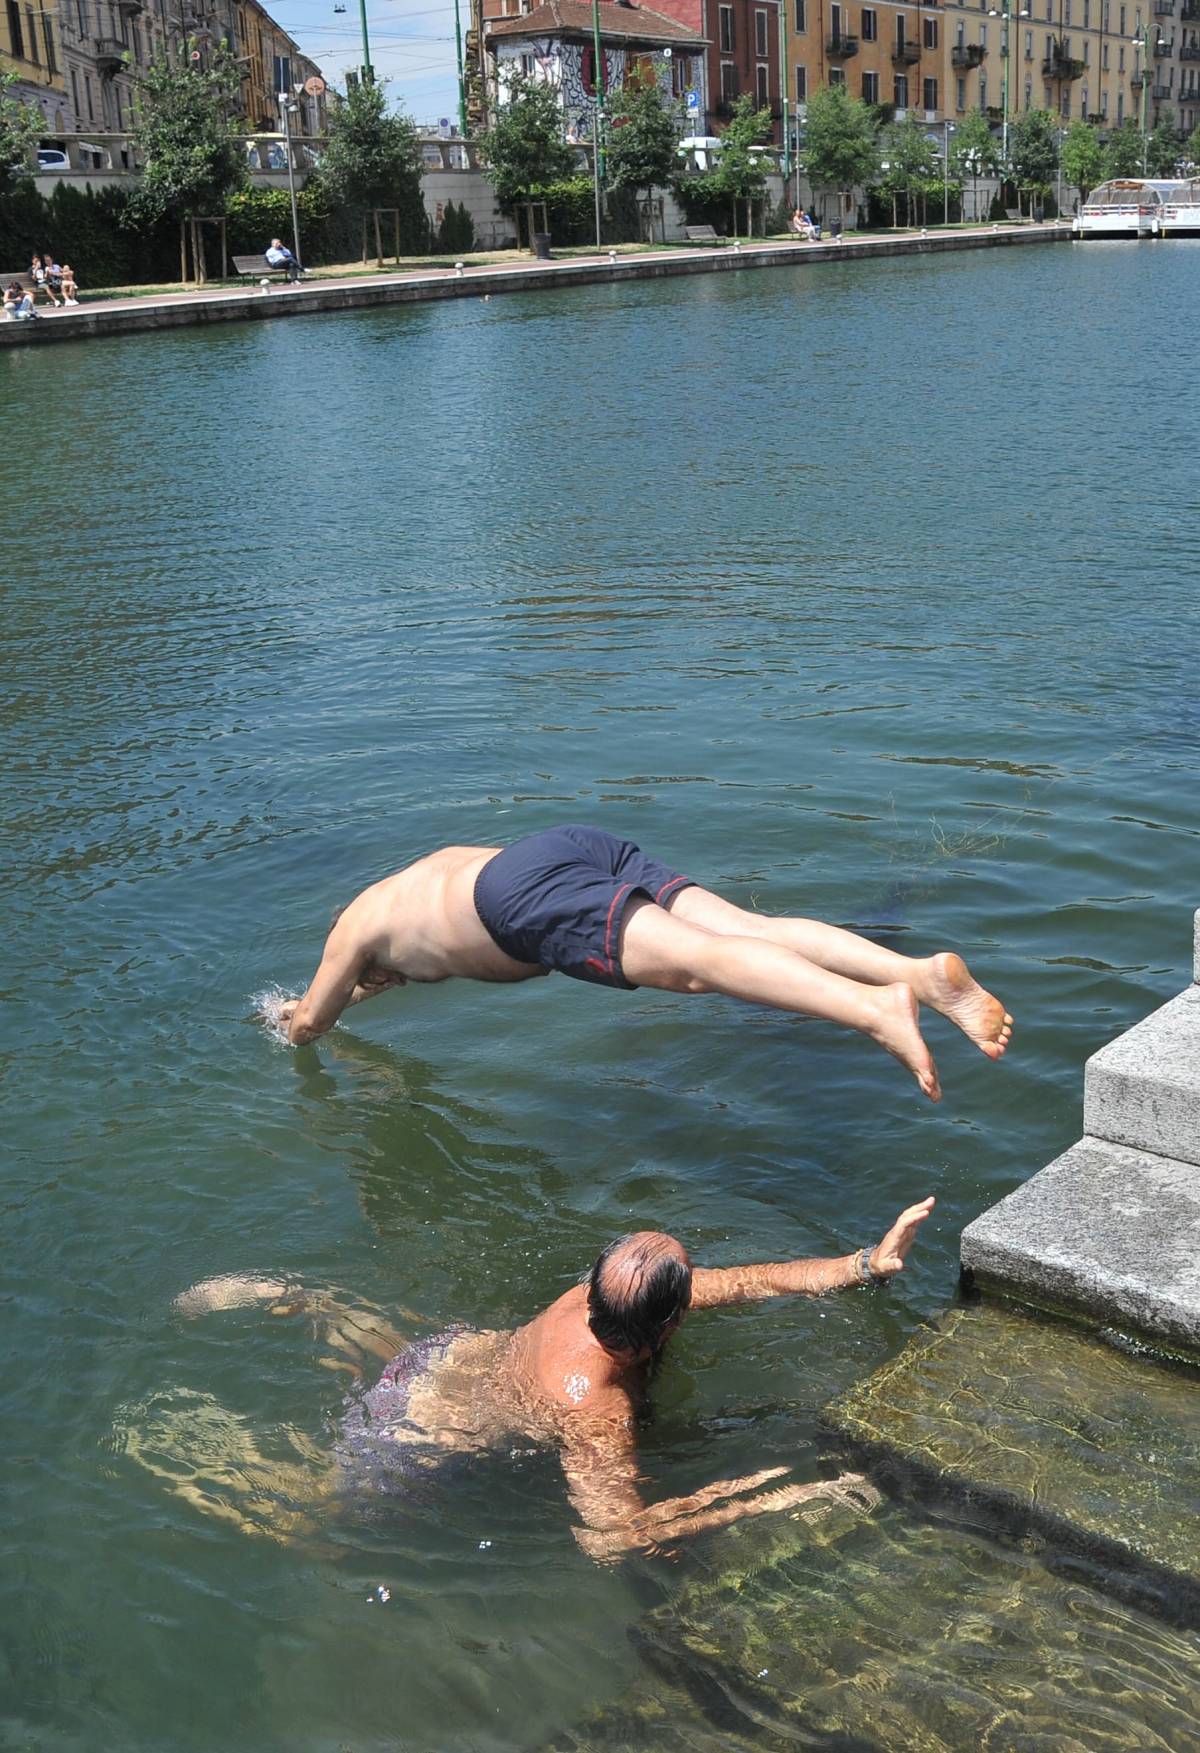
373, 209, 383, 268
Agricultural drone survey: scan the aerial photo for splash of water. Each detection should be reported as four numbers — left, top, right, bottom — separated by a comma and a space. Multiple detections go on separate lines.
251, 986, 299, 1046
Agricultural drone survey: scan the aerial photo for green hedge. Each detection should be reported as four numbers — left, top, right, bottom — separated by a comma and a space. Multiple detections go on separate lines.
0, 174, 443, 289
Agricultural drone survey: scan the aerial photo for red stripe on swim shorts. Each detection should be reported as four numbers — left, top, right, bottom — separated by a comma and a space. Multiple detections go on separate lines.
655, 874, 687, 904
603, 883, 632, 980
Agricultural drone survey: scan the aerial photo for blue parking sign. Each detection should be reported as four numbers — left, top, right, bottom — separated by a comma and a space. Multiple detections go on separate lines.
685, 89, 699, 114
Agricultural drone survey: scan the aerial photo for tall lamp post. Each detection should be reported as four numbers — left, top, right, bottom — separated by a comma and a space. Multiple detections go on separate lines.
779, 0, 790, 191
280, 88, 304, 272
590, 0, 606, 246
358, 0, 374, 83
988, 0, 1031, 164
453, 0, 467, 136
1133, 28, 1151, 170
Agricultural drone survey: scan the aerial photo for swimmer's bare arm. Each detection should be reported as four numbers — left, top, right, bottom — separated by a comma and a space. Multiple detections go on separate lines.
689, 1198, 934, 1309
279, 925, 401, 1045
559, 1414, 827, 1561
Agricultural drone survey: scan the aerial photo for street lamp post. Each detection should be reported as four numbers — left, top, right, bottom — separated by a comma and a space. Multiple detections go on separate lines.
453, 0, 467, 136
280, 90, 303, 271
1133, 29, 1151, 171
988, 0, 1031, 165
779, 0, 790, 190
358, 0, 374, 83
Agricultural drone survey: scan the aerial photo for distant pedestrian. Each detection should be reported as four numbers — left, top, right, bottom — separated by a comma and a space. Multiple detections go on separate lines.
60, 262, 79, 306
4, 282, 37, 320
30, 254, 60, 307
264, 237, 302, 281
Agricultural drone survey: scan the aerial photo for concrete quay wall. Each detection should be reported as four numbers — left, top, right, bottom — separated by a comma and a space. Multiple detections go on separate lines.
0, 224, 1070, 350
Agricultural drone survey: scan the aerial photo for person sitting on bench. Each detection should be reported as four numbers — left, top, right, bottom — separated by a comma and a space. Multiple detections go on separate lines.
264, 237, 302, 281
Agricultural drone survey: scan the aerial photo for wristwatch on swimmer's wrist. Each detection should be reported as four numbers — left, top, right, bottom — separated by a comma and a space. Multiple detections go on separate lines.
856, 1246, 888, 1286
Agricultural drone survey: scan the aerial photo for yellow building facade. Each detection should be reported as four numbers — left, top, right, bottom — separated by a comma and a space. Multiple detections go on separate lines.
1, 0, 67, 129
786, 0, 1162, 130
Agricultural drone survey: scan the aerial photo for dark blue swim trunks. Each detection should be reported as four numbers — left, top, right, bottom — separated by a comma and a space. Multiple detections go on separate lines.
336, 1328, 464, 1498
473, 824, 693, 990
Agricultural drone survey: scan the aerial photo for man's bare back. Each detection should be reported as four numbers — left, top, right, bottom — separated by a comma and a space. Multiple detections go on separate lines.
175, 1199, 932, 1558
275, 824, 1012, 1101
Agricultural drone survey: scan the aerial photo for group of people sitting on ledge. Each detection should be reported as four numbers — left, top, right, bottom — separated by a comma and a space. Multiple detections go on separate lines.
1, 253, 80, 321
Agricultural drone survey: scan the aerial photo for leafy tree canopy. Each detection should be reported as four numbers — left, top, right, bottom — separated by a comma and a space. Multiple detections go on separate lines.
606, 75, 681, 201
950, 108, 998, 181
1007, 107, 1059, 195
1060, 118, 1104, 200
314, 77, 423, 214
1146, 108, 1184, 177
802, 84, 880, 202
880, 110, 938, 192
480, 72, 576, 211
127, 40, 247, 226
712, 92, 773, 201
1102, 118, 1144, 178
1188, 122, 1200, 169
0, 70, 45, 197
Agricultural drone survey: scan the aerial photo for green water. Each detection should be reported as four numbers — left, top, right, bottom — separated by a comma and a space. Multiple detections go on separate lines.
3, 242, 1199, 1750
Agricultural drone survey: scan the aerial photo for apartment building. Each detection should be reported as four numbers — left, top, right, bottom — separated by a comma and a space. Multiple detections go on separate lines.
2, 0, 67, 126
787, 0, 946, 122
47, 0, 323, 144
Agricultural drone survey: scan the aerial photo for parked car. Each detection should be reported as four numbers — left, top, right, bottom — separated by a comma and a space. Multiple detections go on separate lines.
36, 147, 71, 171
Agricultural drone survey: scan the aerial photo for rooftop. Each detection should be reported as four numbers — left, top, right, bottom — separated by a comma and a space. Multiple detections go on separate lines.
486, 0, 707, 47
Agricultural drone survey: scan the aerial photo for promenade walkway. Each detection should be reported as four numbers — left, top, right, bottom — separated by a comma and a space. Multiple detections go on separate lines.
1, 223, 1069, 348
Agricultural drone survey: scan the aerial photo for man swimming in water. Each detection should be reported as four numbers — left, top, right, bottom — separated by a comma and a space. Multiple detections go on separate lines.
275, 823, 1011, 1101
175, 1196, 933, 1558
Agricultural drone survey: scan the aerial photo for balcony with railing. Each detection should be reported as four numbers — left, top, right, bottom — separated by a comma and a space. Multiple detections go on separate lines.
826, 32, 859, 55
891, 39, 922, 64
1154, 1, 1175, 13
1042, 44, 1085, 78
94, 35, 127, 74
1181, 39, 1200, 55
1130, 69, 1146, 86
1182, 0, 1200, 17
1153, 35, 1174, 53
1152, 80, 1172, 94
951, 42, 987, 67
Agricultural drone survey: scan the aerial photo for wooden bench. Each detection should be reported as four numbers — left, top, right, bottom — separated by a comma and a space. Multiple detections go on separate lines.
232, 253, 303, 282
684, 225, 727, 247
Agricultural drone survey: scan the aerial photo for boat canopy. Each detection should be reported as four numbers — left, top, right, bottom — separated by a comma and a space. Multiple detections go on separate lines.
1085, 179, 1166, 208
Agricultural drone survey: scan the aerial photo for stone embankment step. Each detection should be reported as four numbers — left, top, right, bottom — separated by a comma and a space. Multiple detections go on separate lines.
961, 905, 1200, 1344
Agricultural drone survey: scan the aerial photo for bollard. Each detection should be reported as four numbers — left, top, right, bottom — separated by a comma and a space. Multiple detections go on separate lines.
608, 248, 616, 264
733, 240, 741, 252
260, 278, 271, 294
454, 261, 464, 278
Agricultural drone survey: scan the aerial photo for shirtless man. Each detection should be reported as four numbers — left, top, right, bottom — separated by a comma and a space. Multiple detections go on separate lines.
275, 823, 1011, 1101
174, 1196, 933, 1558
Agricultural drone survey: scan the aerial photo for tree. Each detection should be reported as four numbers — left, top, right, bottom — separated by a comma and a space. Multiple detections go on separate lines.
606, 75, 681, 240
127, 40, 247, 276
950, 108, 998, 222
1103, 118, 1145, 179
0, 70, 44, 197
1188, 122, 1200, 170
314, 78, 425, 264
711, 92, 773, 236
880, 111, 937, 226
480, 72, 576, 246
1007, 108, 1059, 215
1146, 108, 1184, 176
1060, 118, 1104, 203
802, 84, 880, 224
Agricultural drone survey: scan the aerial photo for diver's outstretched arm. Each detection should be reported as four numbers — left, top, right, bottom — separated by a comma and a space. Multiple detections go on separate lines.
176, 1275, 405, 1372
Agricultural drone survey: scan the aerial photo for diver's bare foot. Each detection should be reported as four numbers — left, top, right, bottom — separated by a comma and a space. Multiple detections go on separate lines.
920, 953, 1013, 1061
871, 983, 941, 1102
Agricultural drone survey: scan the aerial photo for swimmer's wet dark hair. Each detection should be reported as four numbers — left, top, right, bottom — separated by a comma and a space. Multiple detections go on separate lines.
587, 1234, 692, 1356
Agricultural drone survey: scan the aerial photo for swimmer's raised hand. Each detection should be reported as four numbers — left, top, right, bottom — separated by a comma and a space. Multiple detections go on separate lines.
868, 1196, 935, 1279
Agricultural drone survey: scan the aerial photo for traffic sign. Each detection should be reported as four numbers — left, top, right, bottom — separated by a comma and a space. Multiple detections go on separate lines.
685, 88, 699, 114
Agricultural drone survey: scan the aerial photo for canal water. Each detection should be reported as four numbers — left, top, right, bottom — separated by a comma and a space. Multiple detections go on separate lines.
3, 241, 1199, 1750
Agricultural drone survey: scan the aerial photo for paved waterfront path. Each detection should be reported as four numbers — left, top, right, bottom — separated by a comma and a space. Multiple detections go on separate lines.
0, 222, 1068, 348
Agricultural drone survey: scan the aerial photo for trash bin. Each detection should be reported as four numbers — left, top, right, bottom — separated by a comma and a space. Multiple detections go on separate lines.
531, 231, 552, 260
